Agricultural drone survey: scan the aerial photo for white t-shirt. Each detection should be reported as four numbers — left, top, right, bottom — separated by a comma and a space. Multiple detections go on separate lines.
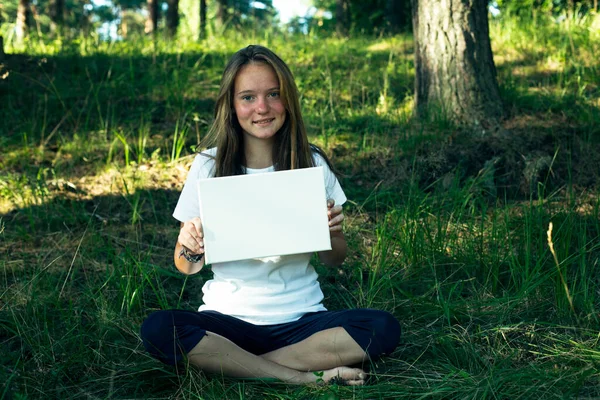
173, 147, 347, 325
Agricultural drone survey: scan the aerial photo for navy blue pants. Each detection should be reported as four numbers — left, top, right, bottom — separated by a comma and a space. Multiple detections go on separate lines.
141, 309, 401, 365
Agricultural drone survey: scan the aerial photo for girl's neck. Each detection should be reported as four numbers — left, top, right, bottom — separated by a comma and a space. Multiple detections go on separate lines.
244, 139, 274, 169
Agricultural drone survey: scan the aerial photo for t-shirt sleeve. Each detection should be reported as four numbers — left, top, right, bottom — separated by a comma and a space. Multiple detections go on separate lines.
314, 153, 347, 207
173, 153, 214, 223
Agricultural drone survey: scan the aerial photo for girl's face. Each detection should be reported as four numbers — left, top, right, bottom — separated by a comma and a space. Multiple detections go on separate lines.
233, 63, 286, 146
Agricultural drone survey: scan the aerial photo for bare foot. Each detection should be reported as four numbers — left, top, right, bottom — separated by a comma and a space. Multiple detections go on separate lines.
318, 366, 367, 386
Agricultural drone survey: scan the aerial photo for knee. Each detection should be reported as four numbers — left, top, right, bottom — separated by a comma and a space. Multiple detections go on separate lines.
348, 309, 400, 358
140, 310, 176, 357
371, 310, 401, 356
141, 310, 171, 341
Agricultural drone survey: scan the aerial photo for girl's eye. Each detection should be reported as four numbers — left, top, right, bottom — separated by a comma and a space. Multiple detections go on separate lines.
242, 95, 254, 101
269, 92, 280, 98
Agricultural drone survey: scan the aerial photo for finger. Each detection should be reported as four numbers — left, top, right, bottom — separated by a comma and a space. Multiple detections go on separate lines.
185, 241, 204, 254
327, 199, 335, 209
328, 205, 343, 218
180, 229, 204, 252
191, 218, 204, 238
184, 222, 203, 243
179, 236, 199, 253
329, 225, 343, 232
329, 214, 344, 226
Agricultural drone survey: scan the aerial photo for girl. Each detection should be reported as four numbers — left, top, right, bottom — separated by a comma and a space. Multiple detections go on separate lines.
140, 45, 400, 385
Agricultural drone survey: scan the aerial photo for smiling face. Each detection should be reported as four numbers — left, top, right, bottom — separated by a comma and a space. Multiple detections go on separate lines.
233, 62, 287, 148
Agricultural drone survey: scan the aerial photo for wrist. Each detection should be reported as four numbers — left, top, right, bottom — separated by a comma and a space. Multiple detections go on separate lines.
179, 246, 204, 263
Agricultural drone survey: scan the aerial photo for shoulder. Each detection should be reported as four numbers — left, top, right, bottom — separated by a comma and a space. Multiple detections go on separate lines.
310, 146, 329, 167
310, 146, 338, 176
189, 147, 217, 178
199, 146, 217, 160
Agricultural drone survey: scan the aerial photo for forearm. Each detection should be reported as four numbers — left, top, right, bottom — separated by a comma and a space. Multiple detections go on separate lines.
174, 241, 205, 275
317, 232, 347, 267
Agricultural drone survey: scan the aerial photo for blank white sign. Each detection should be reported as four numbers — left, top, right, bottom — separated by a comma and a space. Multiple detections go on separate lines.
197, 167, 331, 264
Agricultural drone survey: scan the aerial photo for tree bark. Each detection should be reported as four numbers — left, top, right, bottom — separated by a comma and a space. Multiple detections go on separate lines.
0, 10, 3, 60
411, 0, 503, 128
145, 0, 159, 34
166, 0, 179, 37
199, 0, 207, 39
16, 0, 31, 44
336, 0, 349, 36
386, 0, 410, 33
216, 0, 228, 28
50, 0, 64, 33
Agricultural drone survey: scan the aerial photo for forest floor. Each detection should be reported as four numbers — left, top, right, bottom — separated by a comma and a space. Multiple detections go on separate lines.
1, 17, 600, 400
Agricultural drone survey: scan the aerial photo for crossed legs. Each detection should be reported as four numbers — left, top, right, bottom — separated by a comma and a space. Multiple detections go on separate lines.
187, 327, 368, 385
141, 309, 400, 385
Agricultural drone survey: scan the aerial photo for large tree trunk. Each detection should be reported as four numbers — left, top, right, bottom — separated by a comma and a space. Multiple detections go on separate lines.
16, 0, 31, 44
216, 0, 228, 29
199, 0, 207, 39
336, 0, 349, 36
166, 0, 179, 37
411, 0, 503, 128
145, 0, 159, 34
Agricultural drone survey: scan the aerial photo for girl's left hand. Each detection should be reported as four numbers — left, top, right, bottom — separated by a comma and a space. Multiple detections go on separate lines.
327, 199, 344, 232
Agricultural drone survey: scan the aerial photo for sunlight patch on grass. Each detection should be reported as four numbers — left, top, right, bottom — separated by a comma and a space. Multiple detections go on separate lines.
368, 41, 393, 52
0, 159, 190, 214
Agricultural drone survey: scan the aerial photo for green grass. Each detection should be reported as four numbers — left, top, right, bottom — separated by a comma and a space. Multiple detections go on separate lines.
1, 13, 600, 399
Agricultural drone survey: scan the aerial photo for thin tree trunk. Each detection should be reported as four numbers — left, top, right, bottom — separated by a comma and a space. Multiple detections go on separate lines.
386, 0, 400, 33
216, 0, 228, 29
50, 0, 64, 34
16, 0, 31, 44
0, 11, 4, 60
199, 0, 207, 39
145, 0, 159, 34
411, 0, 503, 128
166, 0, 179, 37
336, 0, 349, 36
120, 11, 128, 38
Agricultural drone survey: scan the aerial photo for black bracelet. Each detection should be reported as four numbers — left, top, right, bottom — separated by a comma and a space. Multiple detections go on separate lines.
179, 247, 204, 263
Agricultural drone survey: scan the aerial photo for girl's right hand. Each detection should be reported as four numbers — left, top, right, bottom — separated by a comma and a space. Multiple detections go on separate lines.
178, 217, 204, 255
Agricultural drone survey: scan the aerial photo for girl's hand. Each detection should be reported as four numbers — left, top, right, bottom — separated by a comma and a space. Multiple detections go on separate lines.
327, 199, 344, 233
178, 217, 205, 255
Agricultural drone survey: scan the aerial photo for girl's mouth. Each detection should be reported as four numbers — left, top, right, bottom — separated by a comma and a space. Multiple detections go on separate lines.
253, 118, 275, 125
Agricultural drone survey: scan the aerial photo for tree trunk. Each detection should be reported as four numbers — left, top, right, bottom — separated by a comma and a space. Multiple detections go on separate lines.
166, 0, 179, 37
216, 0, 228, 28
336, 0, 349, 36
145, 0, 159, 34
386, 0, 409, 33
50, 0, 64, 34
0, 10, 3, 60
411, 0, 503, 128
120, 11, 129, 38
199, 0, 207, 39
16, 0, 31, 44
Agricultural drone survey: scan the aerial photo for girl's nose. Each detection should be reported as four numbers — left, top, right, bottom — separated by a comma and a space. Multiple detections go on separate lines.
256, 96, 269, 113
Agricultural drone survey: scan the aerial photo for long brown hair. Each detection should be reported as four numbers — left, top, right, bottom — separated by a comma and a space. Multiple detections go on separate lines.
201, 45, 334, 177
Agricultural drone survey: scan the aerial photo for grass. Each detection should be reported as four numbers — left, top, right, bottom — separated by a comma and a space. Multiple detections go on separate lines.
1, 12, 600, 399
